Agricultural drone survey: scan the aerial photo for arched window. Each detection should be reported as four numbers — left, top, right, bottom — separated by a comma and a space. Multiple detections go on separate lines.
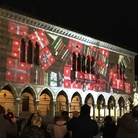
72, 52, 77, 71
34, 42, 39, 65
20, 38, 26, 62
82, 54, 86, 73
77, 53, 82, 71
27, 40, 34, 64
91, 56, 95, 74
87, 55, 91, 73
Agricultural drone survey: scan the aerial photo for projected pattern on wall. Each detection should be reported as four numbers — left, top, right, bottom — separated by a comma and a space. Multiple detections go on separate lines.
4, 21, 131, 94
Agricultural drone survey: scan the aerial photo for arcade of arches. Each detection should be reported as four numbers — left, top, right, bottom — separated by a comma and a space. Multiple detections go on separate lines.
0, 83, 133, 123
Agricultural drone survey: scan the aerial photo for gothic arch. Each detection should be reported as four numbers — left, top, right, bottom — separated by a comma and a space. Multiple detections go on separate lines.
55, 90, 69, 115
38, 86, 55, 98
1, 83, 18, 98
108, 96, 116, 109
85, 93, 95, 106
97, 94, 105, 109
70, 92, 82, 112
118, 96, 125, 108
19, 84, 37, 99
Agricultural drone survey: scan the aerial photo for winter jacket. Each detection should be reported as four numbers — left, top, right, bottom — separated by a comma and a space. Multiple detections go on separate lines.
116, 112, 138, 138
21, 116, 51, 138
20, 125, 48, 138
0, 114, 17, 138
53, 120, 68, 138
67, 114, 98, 138
102, 121, 117, 138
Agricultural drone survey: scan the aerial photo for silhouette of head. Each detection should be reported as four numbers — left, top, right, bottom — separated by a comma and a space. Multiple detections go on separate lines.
7, 109, 11, 112
80, 104, 90, 115
132, 105, 138, 117
61, 111, 69, 117
104, 115, 113, 122
61, 111, 69, 121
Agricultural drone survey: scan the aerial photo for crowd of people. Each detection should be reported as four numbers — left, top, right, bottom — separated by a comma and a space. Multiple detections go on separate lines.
1, 104, 138, 138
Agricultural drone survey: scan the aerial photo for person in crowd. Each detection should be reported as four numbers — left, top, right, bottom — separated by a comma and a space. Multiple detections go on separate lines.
20, 114, 48, 138
61, 111, 70, 123
67, 104, 99, 138
4, 108, 21, 138
6, 111, 19, 138
6, 111, 15, 123
21, 110, 51, 138
71, 111, 80, 118
116, 105, 138, 138
0, 105, 17, 138
21, 112, 36, 133
7, 108, 11, 113
52, 111, 71, 138
100, 115, 117, 138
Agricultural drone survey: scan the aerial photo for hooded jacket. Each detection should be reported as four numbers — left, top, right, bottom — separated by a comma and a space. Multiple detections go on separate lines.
20, 125, 47, 138
0, 114, 17, 138
53, 120, 67, 138
102, 120, 117, 138
116, 112, 138, 138
67, 104, 98, 138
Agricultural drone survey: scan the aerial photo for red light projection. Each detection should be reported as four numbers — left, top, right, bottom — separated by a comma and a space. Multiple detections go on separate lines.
8, 21, 28, 36
4, 21, 132, 94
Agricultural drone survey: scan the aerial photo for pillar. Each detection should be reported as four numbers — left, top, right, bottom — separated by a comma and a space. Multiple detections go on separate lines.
104, 105, 108, 117
67, 102, 71, 113
14, 98, 21, 117
34, 100, 39, 111
67, 102, 71, 117
114, 104, 119, 122
114, 104, 118, 123
123, 104, 127, 114
93, 104, 97, 120
52, 101, 56, 117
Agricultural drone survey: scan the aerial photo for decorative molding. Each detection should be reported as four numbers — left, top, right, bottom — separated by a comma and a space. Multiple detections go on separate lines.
0, 8, 137, 57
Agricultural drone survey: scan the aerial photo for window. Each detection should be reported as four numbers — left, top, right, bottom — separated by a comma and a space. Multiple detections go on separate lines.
20, 38, 26, 62
72, 52, 77, 71
27, 40, 34, 64
22, 96, 29, 111
34, 42, 39, 65
20, 38, 40, 65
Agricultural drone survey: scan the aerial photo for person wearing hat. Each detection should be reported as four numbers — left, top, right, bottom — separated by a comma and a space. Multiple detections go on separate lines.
67, 104, 99, 138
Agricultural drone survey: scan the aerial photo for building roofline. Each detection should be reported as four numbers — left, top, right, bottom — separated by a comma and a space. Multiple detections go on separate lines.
0, 7, 137, 57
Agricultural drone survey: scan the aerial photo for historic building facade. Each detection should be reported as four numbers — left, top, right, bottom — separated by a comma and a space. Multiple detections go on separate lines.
0, 8, 137, 123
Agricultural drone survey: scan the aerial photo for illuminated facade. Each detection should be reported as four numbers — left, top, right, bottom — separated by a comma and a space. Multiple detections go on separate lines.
134, 81, 138, 105
0, 8, 137, 122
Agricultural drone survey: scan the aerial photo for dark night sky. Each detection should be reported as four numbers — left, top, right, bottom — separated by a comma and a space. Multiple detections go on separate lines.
1, 0, 138, 76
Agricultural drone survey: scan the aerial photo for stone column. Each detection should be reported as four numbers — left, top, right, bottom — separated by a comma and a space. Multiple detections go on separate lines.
14, 98, 21, 117
93, 104, 97, 120
114, 104, 118, 123
67, 102, 71, 113
120, 108, 123, 117
104, 105, 108, 117
52, 101, 56, 117
67, 102, 71, 117
34, 100, 39, 111
123, 104, 127, 114
114, 104, 121, 122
